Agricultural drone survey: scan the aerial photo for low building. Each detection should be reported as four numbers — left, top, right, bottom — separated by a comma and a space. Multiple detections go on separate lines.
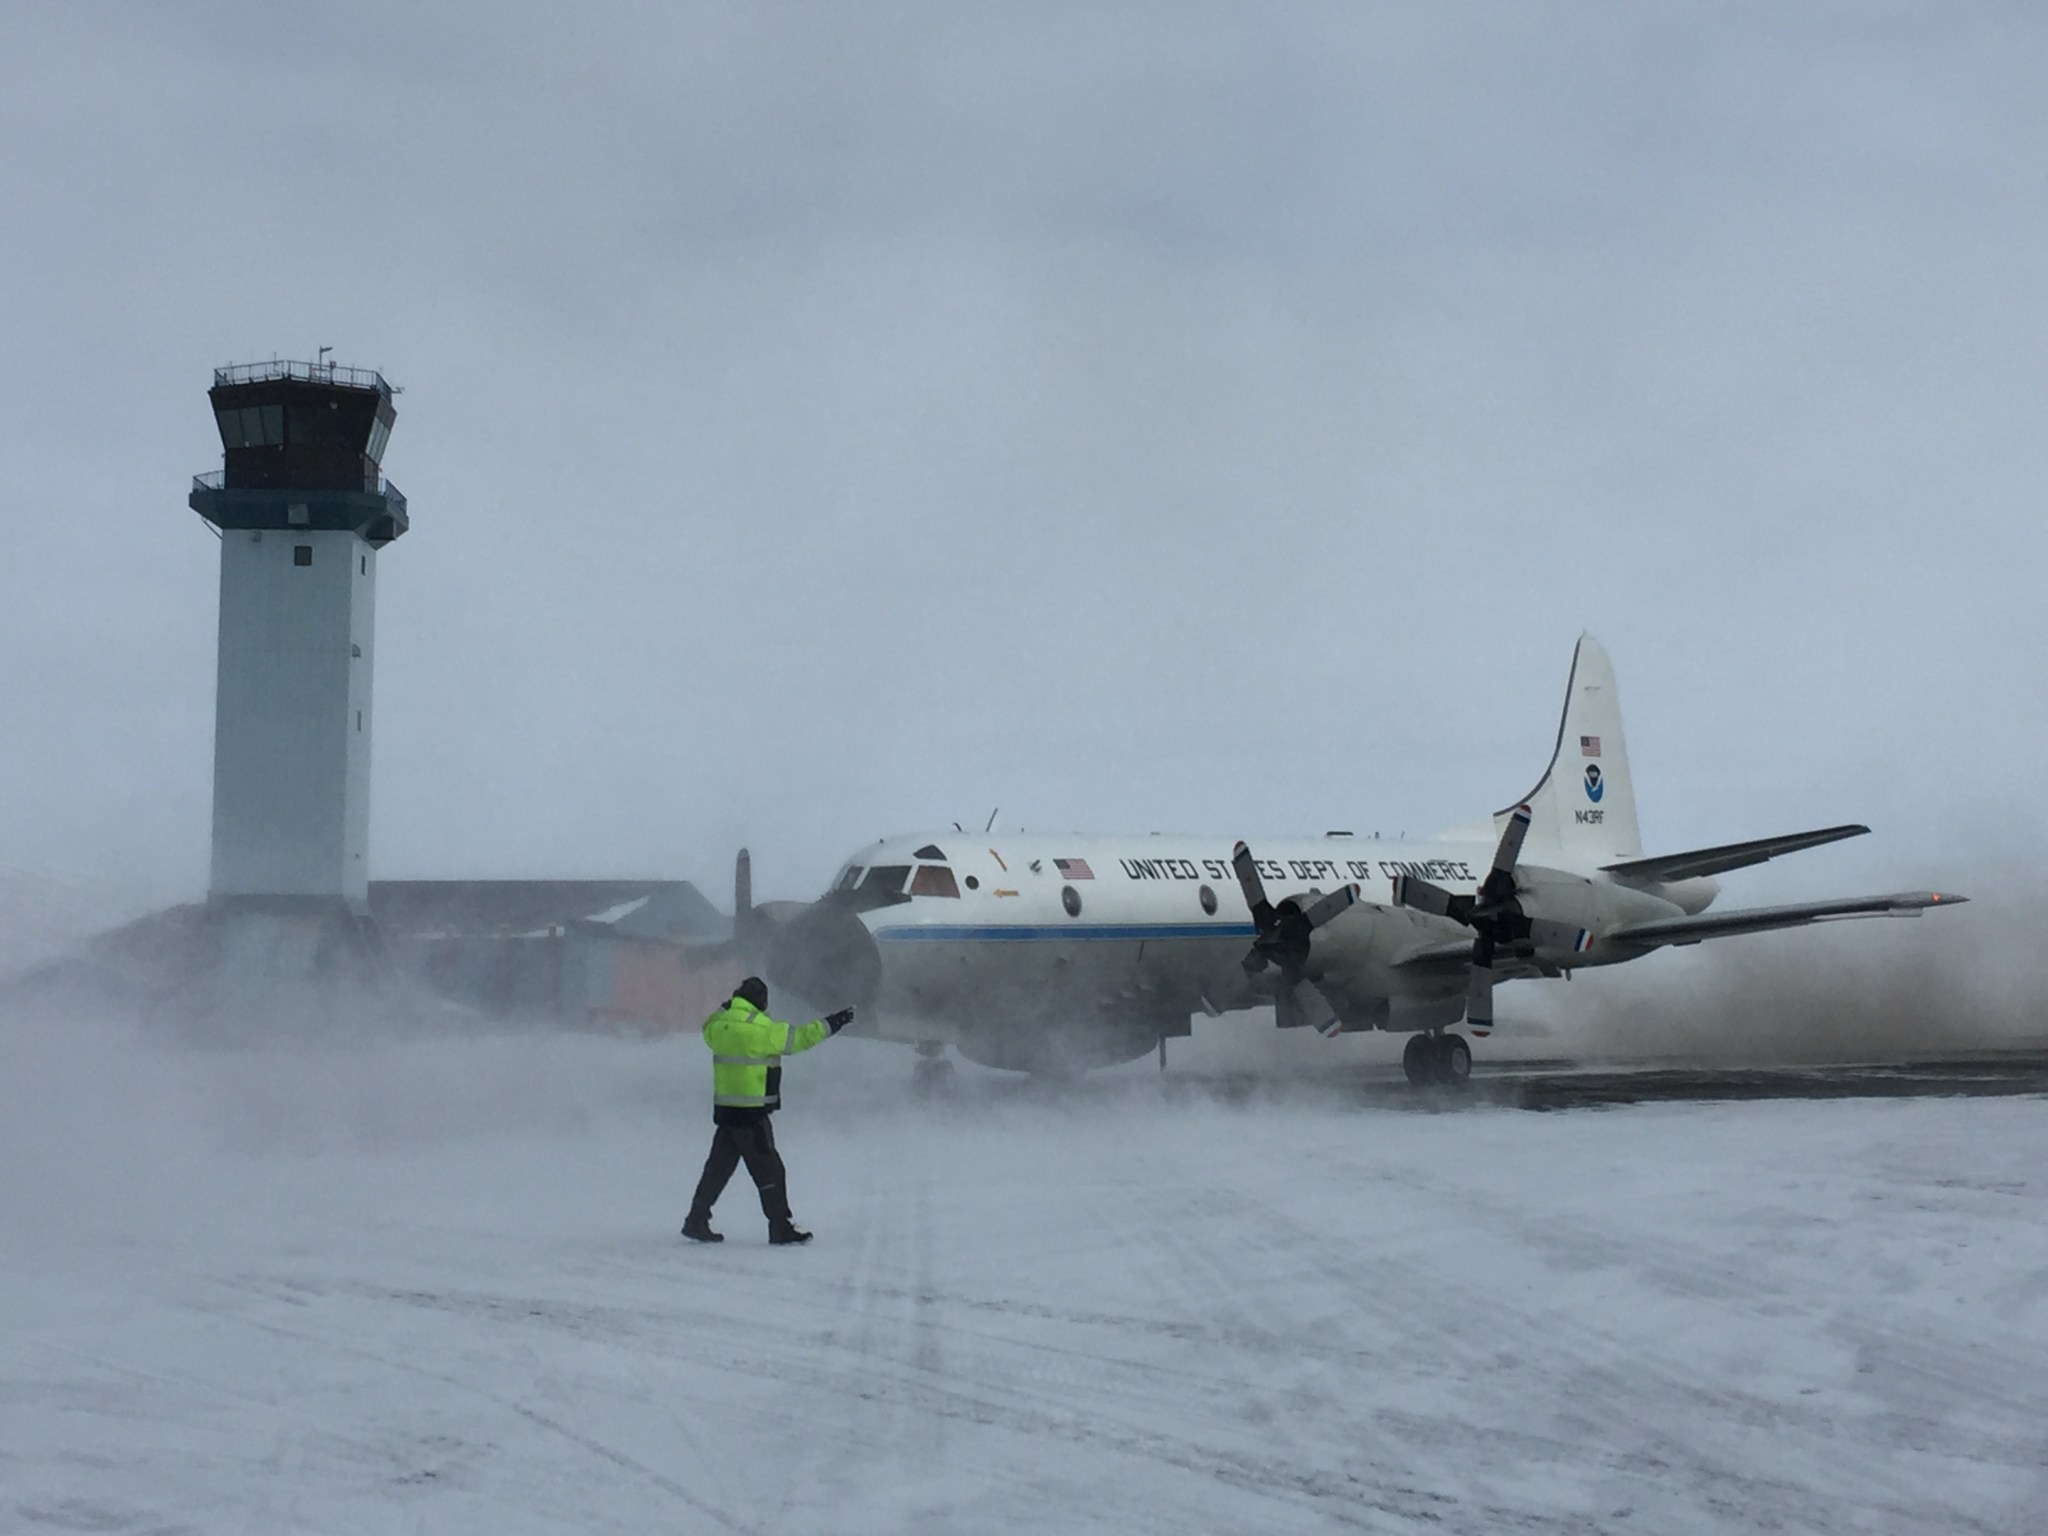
372, 881, 742, 1033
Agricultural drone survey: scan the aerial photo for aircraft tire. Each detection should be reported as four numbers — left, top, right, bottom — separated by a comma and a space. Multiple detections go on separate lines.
1402, 1033, 1437, 1087
1441, 1034, 1473, 1086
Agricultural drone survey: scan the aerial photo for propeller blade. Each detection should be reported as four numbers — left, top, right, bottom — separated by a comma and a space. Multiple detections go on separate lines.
1274, 984, 1307, 1030
1491, 804, 1533, 878
1274, 978, 1343, 1036
733, 848, 762, 963
1475, 803, 1533, 914
1303, 978, 1346, 1039
1231, 841, 1274, 931
1526, 917, 1596, 955
1391, 874, 1459, 918
1299, 883, 1361, 931
1471, 927, 1497, 972
1464, 922, 1499, 1035
1465, 963, 1496, 1037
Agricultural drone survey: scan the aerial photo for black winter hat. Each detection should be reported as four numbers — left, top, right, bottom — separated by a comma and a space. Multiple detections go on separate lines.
734, 976, 769, 1010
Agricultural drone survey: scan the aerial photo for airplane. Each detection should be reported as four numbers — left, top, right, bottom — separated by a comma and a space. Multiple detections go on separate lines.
741, 636, 1966, 1088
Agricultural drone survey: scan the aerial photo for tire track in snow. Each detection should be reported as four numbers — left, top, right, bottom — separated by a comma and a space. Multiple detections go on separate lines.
1366, 1153, 2048, 1522
1206, 1152, 2029, 1536
190, 1285, 761, 1536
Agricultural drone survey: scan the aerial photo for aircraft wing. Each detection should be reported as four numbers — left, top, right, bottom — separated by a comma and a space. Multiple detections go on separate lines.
1604, 890, 1965, 949
1600, 824, 1868, 883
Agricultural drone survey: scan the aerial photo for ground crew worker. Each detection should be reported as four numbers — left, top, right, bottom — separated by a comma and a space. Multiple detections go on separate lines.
683, 976, 853, 1246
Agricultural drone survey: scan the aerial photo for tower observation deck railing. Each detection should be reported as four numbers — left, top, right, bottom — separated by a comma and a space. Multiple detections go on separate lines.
192, 471, 406, 515
213, 360, 395, 403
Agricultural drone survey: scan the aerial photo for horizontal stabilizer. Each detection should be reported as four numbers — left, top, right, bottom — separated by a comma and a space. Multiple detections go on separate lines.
1601, 824, 1869, 883
1607, 890, 1965, 948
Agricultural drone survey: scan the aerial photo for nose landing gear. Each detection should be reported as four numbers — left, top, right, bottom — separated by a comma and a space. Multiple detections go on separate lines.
1402, 1031, 1473, 1088
912, 1040, 956, 1098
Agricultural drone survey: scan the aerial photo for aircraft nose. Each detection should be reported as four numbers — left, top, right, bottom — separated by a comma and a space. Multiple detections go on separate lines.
767, 900, 883, 1011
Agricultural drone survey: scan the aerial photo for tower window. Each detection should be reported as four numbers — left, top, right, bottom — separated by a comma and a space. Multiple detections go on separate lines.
355, 710, 363, 732
293, 546, 312, 566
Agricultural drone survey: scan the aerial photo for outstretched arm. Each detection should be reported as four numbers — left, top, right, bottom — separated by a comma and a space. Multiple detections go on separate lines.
777, 1007, 853, 1056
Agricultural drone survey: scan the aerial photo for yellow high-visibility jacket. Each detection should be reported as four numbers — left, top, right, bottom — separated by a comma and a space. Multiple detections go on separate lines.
703, 997, 830, 1117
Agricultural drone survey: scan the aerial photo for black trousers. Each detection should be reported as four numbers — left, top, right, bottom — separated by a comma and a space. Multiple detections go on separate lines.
688, 1117, 792, 1225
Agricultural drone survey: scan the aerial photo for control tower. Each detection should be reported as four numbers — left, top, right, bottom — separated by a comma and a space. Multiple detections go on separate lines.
189, 360, 406, 919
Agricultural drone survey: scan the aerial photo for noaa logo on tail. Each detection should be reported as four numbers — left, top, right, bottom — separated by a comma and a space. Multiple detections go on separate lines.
1584, 764, 1605, 803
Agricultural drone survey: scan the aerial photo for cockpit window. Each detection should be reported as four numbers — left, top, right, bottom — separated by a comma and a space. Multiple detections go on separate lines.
910, 865, 960, 899
837, 864, 912, 914
833, 865, 863, 892
912, 844, 946, 860
862, 865, 909, 895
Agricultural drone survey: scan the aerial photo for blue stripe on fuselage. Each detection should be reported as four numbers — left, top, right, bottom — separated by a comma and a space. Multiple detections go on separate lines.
873, 923, 1258, 943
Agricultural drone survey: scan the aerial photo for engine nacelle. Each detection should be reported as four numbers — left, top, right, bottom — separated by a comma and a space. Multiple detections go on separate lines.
1510, 865, 1686, 964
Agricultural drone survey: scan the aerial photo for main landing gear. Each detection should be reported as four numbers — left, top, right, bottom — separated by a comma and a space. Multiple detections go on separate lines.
1402, 1031, 1472, 1088
912, 1041, 956, 1098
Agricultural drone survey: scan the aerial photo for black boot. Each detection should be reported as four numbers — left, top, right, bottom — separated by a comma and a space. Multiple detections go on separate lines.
682, 1216, 723, 1243
769, 1221, 812, 1245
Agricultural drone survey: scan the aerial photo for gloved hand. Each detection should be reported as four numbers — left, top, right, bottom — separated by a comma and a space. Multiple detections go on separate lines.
824, 1008, 855, 1033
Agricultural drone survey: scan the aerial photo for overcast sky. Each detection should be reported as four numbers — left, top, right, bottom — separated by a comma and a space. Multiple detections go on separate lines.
2, 2, 2040, 913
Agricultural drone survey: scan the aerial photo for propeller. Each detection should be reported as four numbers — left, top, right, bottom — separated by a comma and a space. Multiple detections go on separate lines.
726, 848, 884, 1010
1389, 804, 1593, 1036
725, 847, 764, 966
1230, 841, 1360, 1037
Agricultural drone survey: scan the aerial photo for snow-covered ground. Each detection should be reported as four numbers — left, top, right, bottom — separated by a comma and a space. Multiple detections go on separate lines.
4, 1014, 2046, 1535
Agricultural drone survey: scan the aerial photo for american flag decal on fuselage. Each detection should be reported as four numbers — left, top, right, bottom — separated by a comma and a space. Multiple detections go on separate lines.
1055, 857, 1094, 880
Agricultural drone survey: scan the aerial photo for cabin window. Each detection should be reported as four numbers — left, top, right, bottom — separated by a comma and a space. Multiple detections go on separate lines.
1061, 885, 1082, 917
1198, 884, 1218, 916
964, 875, 980, 891
910, 865, 960, 899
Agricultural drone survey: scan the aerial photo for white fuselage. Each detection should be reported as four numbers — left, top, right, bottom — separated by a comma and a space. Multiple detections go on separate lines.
818, 828, 1707, 1065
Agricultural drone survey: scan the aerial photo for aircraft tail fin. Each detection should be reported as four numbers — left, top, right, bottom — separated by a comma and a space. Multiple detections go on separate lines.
1498, 634, 1642, 865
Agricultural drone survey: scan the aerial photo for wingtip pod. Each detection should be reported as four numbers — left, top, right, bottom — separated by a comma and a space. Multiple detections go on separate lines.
1909, 891, 1968, 909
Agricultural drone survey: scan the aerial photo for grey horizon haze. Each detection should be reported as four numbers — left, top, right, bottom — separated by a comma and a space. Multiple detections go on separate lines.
1, 2, 2037, 929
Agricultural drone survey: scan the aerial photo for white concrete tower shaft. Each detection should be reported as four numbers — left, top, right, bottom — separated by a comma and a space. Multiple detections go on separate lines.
189, 361, 406, 917
210, 527, 378, 904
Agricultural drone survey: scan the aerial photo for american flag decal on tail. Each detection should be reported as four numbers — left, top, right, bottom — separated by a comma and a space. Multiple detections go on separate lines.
1054, 857, 1094, 880
1580, 735, 1601, 756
